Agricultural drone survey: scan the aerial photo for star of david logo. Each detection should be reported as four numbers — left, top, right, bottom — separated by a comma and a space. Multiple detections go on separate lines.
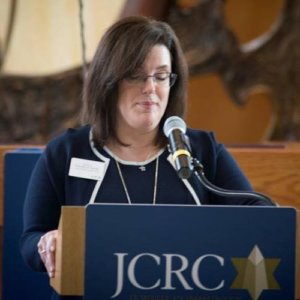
231, 245, 280, 300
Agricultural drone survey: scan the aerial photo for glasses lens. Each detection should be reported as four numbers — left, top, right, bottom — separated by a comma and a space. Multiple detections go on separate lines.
169, 73, 177, 87
125, 72, 177, 87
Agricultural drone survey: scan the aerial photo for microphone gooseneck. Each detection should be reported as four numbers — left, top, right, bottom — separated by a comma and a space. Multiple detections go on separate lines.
192, 158, 276, 206
163, 116, 276, 206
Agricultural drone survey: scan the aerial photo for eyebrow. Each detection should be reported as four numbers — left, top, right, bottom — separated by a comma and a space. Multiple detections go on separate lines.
135, 65, 171, 74
156, 65, 171, 71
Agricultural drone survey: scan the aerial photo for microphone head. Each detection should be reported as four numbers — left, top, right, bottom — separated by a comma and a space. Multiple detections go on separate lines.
163, 116, 187, 137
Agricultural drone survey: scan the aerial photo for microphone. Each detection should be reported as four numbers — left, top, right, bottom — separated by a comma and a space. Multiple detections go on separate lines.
163, 116, 193, 179
163, 117, 275, 205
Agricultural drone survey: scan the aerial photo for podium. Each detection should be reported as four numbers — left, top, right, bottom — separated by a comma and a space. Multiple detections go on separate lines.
51, 204, 297, 300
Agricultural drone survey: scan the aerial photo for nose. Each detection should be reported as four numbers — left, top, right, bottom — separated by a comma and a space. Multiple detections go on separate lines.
142, 76, 156, 94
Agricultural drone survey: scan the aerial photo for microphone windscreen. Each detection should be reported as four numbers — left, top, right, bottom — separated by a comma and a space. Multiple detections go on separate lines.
163, 116, 186, 137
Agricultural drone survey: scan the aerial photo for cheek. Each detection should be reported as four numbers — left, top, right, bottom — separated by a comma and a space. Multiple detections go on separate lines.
117, 97, 131, 119
160, 88, 170, 106
117, 86, 135, 110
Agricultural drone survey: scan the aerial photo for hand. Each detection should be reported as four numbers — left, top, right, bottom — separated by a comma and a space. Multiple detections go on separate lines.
37, 230, 58, 278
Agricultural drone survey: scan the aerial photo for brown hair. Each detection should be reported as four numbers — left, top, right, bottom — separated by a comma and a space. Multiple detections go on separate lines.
82, 16, 188, 148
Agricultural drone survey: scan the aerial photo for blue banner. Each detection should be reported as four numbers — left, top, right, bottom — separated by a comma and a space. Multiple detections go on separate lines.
84, 204, 296, 300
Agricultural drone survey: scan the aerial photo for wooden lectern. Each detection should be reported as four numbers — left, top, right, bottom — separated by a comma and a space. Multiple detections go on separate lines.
50, 206, 85, 295
50, 205, 300, 299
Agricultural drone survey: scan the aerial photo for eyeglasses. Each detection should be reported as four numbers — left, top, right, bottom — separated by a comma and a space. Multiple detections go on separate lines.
125, 72, 177, 87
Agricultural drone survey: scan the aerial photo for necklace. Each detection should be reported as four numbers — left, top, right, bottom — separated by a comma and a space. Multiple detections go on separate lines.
115, 157, 159, 204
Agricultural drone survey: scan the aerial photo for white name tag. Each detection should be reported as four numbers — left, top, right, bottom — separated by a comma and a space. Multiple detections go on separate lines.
69, 157, 105, 181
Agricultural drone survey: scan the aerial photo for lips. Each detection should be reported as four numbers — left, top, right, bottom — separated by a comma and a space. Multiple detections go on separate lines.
137, 100, 158, 109
141, 100, 156, 105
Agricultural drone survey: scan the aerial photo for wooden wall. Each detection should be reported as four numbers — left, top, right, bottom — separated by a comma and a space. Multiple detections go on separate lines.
1, 0, 287, 144
186, 0, 284, 143
1, 143, 300, 226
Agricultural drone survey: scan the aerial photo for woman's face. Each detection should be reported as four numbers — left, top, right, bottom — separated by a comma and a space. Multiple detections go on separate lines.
116, 44, 172, 138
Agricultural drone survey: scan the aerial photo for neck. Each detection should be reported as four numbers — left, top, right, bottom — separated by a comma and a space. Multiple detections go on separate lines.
106, 134, 160, 162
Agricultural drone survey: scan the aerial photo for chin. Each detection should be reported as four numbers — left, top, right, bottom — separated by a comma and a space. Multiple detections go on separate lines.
138, 119, 159, 132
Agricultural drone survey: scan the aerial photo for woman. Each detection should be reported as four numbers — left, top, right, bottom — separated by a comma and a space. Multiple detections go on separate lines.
20, 16, 273, 300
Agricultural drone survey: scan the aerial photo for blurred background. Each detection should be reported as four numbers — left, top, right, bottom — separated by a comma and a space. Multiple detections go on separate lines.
1, 0, 299, 145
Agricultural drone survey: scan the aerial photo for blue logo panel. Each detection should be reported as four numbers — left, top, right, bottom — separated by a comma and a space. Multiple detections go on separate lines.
84, 204, 296, 300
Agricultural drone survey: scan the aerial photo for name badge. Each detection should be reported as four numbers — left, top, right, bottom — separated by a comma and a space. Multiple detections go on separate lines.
69, 157, 105, 181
